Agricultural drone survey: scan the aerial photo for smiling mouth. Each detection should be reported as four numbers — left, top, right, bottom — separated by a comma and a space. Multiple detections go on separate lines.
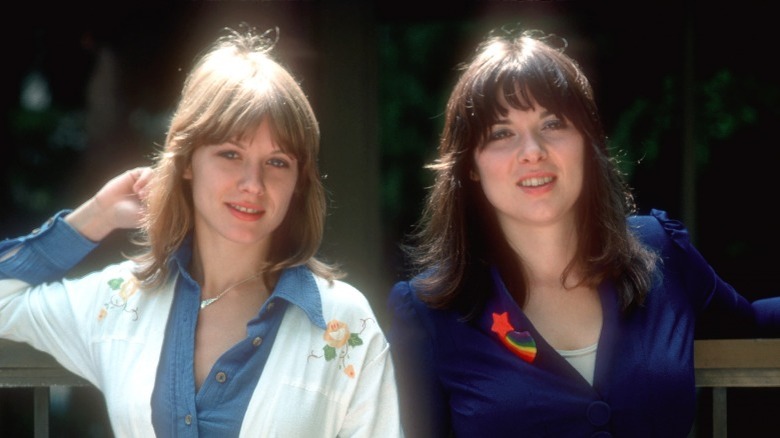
518, 176, 554, 187
229, 204, 262, 214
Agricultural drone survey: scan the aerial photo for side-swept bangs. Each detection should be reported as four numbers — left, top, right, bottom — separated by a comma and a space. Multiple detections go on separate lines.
170, 47, 319, 166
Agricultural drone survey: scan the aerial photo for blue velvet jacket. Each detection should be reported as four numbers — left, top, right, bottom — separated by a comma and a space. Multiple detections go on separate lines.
388, 210, 780, 437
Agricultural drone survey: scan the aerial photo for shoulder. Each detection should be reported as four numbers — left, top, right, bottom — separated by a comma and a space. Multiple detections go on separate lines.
49, 260, 173, 332
388, 277, 427, 315
309, 272, 386, 334
628, 208, 693, 253
387, 275, 449, 337
62, 260, 138, 293
313, 274, 372, 312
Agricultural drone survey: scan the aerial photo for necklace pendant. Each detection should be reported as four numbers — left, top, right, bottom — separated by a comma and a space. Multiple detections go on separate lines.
200, 297, 218, 309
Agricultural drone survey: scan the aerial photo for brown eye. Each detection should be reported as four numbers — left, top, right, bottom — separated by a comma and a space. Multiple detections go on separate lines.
488, 129, 512, 141
542, 118, 566, 130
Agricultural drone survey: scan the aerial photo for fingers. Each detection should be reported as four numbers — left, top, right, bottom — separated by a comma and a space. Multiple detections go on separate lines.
131, 167, 154, 203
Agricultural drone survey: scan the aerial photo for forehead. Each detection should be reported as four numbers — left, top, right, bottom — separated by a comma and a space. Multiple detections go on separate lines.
496, 86, 534, 111
229, 120, 294, 154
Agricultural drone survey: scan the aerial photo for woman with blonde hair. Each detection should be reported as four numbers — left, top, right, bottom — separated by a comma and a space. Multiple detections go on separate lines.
0, 26, 401, 437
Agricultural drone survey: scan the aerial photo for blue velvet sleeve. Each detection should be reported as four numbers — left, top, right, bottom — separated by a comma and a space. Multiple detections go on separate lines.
0, 210, 97, 284
387, 281, 453, 438
646, 209, 780, 338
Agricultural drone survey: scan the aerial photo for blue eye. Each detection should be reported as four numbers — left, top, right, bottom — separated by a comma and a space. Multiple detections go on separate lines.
218, 150, 240, 160
268, 157, 289, 168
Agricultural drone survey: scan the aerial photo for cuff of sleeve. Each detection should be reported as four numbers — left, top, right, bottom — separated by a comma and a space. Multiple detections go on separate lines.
1, 211, 98, 283
33, 211, 99, 267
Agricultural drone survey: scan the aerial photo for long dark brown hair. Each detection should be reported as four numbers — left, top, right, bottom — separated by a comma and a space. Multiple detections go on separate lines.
407, 28, 657, 318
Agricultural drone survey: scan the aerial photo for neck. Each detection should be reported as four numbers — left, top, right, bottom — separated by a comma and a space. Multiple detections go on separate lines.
190, 233, 270, 296
501, 219, 580, 287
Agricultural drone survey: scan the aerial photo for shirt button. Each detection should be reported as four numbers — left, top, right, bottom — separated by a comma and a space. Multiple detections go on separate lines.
252, 336, 263, 347
586, 401, 611, 426
266, 301, 275, 311
184, 414, 192, 425
215, 371, 227, 383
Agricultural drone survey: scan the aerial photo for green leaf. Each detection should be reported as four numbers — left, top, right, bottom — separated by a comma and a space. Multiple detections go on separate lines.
323, 345, 336, 361
348, 334, 363, 347
107, 278, 124, 290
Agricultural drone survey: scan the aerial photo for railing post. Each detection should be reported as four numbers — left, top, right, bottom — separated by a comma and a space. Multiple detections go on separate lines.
712, 387, 727, 438
33, 386, 50, 438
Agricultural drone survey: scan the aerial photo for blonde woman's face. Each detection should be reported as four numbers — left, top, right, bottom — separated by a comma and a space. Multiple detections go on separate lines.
183, 119, 298, 253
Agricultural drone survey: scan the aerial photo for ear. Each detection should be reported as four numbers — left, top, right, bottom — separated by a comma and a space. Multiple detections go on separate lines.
183, 163, 193, 180
469, 169, 480, 181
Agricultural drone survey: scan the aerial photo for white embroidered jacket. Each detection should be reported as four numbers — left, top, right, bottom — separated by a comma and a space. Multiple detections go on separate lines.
0, 260, 402, 437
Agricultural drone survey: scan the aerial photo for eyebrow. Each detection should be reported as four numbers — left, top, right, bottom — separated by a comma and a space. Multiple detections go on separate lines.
491, 109, 555, 126
222, 140, 290, 155
224, 139, 247, 149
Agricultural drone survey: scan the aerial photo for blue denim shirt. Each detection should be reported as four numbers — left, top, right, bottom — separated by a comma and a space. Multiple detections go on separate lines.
0, 211, 326, 437
152, 236, 326, 437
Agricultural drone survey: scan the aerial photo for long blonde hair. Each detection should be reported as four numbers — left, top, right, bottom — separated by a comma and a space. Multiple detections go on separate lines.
133, 26, 340, 288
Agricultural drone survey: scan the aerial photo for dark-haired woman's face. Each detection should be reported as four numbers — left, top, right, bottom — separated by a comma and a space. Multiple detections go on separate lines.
471, 99, 585, 234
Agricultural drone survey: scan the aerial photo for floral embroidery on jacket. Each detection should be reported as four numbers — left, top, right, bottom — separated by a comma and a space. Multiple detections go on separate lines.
309, 318, 373, 378
97, 277, 139, 321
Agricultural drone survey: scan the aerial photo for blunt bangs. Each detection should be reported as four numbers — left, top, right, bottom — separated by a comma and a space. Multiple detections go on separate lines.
463, 37, 594, 148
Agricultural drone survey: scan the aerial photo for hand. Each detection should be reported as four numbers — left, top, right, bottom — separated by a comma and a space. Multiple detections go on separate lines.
66, 167, 154, 241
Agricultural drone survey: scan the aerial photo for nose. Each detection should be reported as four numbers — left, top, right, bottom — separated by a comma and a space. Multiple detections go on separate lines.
517, 135, 547, 164
238, 163, 265, 195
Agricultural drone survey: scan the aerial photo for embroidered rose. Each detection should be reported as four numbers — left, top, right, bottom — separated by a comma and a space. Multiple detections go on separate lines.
309, 318, 374, 379
98, 277, 139, 321
118, 278, 139, 300
323, 320, 351, 348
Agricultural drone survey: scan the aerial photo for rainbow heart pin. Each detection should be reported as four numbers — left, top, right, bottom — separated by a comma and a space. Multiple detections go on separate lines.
491, 312, 537, 363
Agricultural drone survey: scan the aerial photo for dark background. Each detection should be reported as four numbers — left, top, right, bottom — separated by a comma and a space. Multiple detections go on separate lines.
1, 1, 777, 436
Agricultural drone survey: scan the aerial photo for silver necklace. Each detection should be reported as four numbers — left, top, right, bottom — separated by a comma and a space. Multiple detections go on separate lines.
200, 272, 263, 310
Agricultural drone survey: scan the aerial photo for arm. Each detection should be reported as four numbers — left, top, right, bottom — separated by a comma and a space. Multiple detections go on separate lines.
65, 166, 152, 242
0, 167, 152, 284
387, 281, 452, 438
753, 297, 780, 337
644, 209, 780, 338
0, 167, 154, 376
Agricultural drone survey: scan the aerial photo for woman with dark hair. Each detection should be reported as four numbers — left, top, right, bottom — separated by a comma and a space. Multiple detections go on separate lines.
388, 27, 780, 437
0, 26, 401, 437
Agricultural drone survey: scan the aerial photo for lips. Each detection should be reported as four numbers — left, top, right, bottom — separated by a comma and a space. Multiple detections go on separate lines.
229, 203, 262, 214
227, 202, 265, 220
518, 175, 554, 187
